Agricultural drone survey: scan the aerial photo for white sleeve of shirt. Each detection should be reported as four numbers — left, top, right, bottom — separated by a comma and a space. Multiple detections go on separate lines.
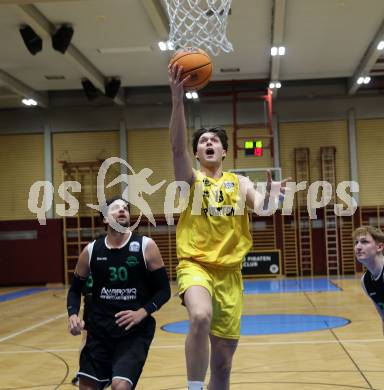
87, 240, 96, 267
142, 236, 150, 269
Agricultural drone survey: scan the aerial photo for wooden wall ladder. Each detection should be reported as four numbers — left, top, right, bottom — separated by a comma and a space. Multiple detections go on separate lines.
294, 148, 313, 276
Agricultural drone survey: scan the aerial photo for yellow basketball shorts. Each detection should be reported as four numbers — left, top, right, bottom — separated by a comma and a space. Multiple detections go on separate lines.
176, 260, 243, 339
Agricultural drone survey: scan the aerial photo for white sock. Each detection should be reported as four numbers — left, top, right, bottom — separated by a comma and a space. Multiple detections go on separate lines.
188, 380, 204, 390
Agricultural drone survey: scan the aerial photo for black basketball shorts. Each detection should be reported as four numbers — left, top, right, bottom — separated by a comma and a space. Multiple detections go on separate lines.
78, 317, 155, 389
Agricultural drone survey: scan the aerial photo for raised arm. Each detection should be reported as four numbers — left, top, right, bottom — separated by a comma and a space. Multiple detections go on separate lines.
238, 171, 291, 213
238, 175, 264, 211
168, 63, 195, 184
143, 238, 171, 313
67, 245, 91, 336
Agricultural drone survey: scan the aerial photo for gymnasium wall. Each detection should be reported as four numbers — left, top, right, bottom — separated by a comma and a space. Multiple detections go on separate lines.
0, 120, 362, 220
0, 133, 45, 220
356, 118, 384, 206
52, 130, 120, 216
226, 127, 273, 170
0, 219, 62, 285
279, 120, 350, 183
127, 128, 175, 215
0, 91, 384, 283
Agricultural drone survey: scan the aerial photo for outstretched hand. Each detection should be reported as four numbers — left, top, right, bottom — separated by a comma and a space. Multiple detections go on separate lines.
168, 63, 190, 102
265, 170, 291, 202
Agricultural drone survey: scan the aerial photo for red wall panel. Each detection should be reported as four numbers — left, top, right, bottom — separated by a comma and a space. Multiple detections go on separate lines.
0, 219, 63, 286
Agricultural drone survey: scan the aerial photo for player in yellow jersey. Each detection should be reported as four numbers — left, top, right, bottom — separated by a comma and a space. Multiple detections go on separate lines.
168, 64, 289, 390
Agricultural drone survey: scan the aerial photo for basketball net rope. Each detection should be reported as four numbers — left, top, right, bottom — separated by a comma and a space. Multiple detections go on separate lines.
163, 0, 233, 56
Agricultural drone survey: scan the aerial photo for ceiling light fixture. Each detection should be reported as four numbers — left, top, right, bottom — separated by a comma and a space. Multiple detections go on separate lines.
158, 41, 174, 51
21, 98, 38, 106
220, 67, 240, 73
44, 75, 65, 80
158, 41, 167, 51
271, 46, 286, 56
269, 81, 282, 89
97, 46, 152, 54
185, 91, 199, 99
270, 46, 278, 56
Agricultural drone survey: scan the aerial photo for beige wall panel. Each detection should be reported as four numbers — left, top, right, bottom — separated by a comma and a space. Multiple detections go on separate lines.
280, 121, 349, 185
356, 119, 384, 206
229, 127, 273, 171
53, 131, 119, 216
127, 128, 174, 216
0, 134, 44, 220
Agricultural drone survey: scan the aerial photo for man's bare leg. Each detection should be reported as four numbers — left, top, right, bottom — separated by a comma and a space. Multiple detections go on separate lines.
207, 334, 238, 390
184, 286, 213, 385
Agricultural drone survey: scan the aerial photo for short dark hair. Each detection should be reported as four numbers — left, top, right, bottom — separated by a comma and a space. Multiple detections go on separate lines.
192, 127, 228, 155
99, 196, 130, 228
105, 196, 128, 209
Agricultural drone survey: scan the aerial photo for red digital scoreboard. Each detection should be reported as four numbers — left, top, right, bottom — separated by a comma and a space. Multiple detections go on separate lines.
244, 140, 263, 156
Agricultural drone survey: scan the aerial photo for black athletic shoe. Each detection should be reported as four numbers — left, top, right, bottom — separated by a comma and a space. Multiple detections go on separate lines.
71, 376, 79, 386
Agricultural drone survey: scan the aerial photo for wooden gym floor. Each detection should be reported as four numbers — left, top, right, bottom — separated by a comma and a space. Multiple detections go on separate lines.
1, 277, 384, 390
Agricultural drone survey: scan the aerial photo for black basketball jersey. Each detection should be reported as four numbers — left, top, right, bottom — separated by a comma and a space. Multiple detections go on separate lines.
87, 233, 154, 338
82, 274, 93, 297
362, 266, 384, 316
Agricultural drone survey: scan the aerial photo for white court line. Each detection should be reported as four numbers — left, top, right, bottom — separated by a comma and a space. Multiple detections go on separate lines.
1, 337, 384, 354
152, 337, 384, 349
0, 312, 67, 343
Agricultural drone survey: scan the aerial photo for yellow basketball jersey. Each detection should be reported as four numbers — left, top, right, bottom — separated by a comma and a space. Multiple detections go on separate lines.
176, 171, 252, 267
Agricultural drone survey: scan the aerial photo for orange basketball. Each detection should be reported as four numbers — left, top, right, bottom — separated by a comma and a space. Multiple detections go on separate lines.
169, 48, 212, 91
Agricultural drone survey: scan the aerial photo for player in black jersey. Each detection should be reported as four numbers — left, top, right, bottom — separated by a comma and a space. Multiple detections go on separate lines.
353, 226, 384, 327
67, 196, 171, 390
71, 274, 93, 386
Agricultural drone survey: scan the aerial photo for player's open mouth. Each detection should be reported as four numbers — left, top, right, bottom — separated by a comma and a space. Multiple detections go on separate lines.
206, 148, 214, 155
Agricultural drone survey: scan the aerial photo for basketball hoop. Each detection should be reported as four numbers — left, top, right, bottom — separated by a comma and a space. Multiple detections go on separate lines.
163, 0, 233, 56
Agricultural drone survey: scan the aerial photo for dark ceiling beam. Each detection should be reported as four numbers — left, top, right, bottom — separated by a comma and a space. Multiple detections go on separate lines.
141, 0, 169, 40
348, 19, 384, 95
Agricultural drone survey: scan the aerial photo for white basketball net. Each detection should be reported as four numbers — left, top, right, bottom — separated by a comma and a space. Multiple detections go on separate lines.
163, 0, 233, 56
